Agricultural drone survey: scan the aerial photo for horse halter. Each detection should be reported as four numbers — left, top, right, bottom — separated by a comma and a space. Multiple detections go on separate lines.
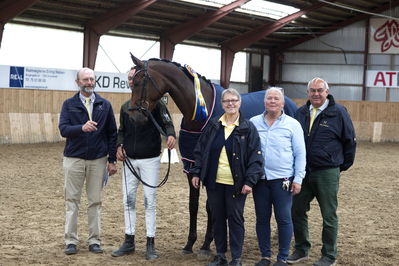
129, 60, 163, 114
130, 60, 150, 112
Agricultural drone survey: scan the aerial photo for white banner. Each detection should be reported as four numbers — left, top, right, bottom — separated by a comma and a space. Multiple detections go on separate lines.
369, 18, 399, 54
0, 65, 130, 93
366, 70, 399, 88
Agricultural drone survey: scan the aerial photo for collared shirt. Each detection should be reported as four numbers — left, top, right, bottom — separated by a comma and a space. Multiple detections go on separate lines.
309, 98, 329, 119
250, 112, 306, 184
216, 114, 240, 185
79, 92, 96, 114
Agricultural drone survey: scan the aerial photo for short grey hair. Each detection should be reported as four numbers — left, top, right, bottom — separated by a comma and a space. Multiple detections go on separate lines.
221, 88, 241, 102
307, 77, 329, 91
264, 87, 285, 103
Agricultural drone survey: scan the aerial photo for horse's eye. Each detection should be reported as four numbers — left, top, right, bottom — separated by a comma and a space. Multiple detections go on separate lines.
134, 81, 139, 87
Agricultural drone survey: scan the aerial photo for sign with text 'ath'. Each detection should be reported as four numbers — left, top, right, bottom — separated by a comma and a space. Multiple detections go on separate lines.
366, 70, 399, 88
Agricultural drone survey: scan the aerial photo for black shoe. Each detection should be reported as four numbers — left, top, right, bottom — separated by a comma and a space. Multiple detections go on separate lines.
146, 237, 159, 260
89, 244, 104, 254
287, 250, 308, 264
229, 258, 242, 266
111, 234, 135, 257
313, 256, 336, 266
208, 254, 228, 266
255, 258, 272, 266
64, 244, 77, 255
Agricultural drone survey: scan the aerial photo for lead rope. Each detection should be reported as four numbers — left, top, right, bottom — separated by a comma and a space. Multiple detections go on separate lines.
123, 149, 170, 188
123, 107, 171, 188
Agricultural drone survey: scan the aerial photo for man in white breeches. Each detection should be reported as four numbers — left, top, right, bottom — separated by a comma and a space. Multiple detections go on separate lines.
111, 67, 176, 260
122, 156, 160, 238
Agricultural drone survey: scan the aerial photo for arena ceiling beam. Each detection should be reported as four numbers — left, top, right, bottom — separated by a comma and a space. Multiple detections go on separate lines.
277, 1, 399, 51
219, 1, 328, 89
83, 0, 158, 69
159, 0, 250, 60
0, 0, 39, 48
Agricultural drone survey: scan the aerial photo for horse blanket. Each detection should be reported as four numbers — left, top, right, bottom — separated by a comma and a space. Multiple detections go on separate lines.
211, 83, 297, 119
179, 83, 298, 173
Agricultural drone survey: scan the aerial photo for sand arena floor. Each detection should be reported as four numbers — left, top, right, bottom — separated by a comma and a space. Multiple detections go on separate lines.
0, 141, 398, 265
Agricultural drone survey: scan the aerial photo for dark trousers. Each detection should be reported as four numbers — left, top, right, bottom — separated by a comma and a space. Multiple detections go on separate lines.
206, 183, 247, 259
292, 168, 340, 260
253, 179, 293, 261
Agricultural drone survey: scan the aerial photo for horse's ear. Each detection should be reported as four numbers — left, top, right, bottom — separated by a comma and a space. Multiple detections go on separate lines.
130, 52, 143, 68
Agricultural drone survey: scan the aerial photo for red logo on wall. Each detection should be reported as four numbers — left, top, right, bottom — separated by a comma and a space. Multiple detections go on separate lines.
374, 20, 399, 52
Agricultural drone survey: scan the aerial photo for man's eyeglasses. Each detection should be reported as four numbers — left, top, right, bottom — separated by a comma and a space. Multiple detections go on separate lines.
309, 88, 325, 94
222, 99, 239, 104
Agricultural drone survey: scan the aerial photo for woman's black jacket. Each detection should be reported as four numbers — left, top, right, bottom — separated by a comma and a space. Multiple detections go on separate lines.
190, 114, 264, 195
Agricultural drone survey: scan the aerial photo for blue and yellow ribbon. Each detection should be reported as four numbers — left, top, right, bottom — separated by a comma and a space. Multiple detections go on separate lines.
185, 64, 208, 121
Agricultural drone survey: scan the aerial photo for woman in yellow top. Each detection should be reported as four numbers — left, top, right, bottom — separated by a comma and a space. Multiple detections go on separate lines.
191, 88, 264, 266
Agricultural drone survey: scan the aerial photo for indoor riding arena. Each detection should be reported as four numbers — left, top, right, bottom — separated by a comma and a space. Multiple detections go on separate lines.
0, 89, 398, 265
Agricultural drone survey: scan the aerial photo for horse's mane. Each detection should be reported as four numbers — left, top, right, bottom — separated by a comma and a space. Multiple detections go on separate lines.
148, 58, 212, 85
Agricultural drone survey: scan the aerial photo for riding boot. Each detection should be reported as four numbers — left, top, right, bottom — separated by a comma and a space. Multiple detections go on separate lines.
111, 234, 135, 257
146, 237, 159, 260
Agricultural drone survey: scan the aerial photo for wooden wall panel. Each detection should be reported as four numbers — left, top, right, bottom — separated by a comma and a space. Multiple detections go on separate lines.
0, 88, 178, 115
0, 89, 4, 113
9, 113, 23, 143
354, 121, 373, 142
52, 114, 63, 142
0, 113, 11, 143
382, 123, 399, 142
42, 113, 53, 142
29, 113, 42, 143
2, 88, 399, 143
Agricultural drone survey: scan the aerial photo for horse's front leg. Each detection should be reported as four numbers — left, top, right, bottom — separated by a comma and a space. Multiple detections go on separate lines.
198, 198, 213, 257
182, 173, 199, 254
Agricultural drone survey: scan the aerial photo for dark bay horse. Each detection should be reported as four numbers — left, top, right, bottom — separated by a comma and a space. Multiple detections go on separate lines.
128, 54, 297, 255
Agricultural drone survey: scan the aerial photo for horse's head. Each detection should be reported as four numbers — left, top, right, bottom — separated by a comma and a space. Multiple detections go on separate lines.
128, 53, 167, 123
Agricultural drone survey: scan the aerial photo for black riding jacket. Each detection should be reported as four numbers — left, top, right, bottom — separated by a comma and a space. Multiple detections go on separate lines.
117, 100, 176, 159
190, 114, 264, 195
295, 95, 356, 172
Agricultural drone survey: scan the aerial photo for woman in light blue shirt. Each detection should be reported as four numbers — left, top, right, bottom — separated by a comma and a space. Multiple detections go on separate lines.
250, 87, 306, 266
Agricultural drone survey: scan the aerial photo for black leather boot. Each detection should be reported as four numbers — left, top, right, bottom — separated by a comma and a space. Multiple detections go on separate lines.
145, 237, 159, 260
111, 234, 135, 257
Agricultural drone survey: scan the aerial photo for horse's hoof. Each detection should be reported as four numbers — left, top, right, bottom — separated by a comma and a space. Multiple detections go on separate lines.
182, 239, 195, 255
182, 248, 193, 255
197, 249, 212, 258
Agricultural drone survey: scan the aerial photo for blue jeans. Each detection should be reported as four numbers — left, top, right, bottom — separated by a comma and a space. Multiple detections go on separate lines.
253, 178, 293, 261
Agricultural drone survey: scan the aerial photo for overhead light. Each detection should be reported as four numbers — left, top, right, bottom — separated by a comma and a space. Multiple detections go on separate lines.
178, 0, 299, 20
